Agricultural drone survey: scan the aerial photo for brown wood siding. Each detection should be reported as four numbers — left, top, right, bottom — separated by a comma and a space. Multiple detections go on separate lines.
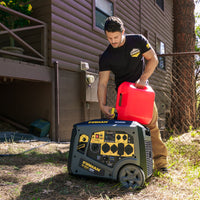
58, 69, 83, 141
49, 0, 174, 140
141, 0, 173, 130
51, 0, 106, 72
141, 0, 173, 51
31, 0, 52, 65
116, 0, 141, 33
31, 0, 51, 25
51, 0, 104, 140
140, 0, 173, 91
50, 0, 141, 140
0, 58, 52, 82
50, 0, 143, 73
1, 0, 174, 141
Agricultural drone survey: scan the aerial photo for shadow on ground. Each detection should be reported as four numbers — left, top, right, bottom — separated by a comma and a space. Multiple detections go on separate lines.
15, 171, 146, 200
0, 150, 149, 200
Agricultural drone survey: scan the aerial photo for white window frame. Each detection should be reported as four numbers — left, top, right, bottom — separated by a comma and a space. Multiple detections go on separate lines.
156, 38, 166, 70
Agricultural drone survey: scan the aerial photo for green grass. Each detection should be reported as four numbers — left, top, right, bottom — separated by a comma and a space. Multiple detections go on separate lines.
165, 130, 200, 198
1, 134, 200, 200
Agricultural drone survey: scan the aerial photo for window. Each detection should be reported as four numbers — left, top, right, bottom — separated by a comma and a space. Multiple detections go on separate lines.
156, 39, 166, 70
94, 0, 114, 31
156, 0, 164, 11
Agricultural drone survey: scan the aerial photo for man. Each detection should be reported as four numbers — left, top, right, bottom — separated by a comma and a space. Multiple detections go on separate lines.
97, 16, 168, 173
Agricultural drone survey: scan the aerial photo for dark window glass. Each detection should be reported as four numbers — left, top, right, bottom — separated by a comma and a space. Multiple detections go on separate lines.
158, 57, 166, 70
95, 9, 109, 30
156, 39, 166, 70
156, 0, 164, 11
95, 0, 113, 30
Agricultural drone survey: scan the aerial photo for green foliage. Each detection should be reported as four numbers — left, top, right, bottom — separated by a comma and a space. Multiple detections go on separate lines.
153, 169, 165, 177
0, 0, 32, 29
166, 133, 200, 171
188, 125, 193, 132
0, 0, 32, 46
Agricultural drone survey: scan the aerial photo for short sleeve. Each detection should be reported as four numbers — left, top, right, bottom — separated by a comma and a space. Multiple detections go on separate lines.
139, 35, 152, 54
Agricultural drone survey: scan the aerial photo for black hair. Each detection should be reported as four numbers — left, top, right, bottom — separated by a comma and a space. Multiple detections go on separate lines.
104, 16, 124, 33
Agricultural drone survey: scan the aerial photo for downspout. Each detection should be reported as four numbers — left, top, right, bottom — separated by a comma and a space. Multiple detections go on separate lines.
54, 61, 60, 142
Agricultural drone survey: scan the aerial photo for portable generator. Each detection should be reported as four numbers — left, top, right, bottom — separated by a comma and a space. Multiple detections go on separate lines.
68, 119, 153, 189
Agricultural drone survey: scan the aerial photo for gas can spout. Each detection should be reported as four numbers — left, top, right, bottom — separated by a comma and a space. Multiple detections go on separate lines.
110, 108, 118, 120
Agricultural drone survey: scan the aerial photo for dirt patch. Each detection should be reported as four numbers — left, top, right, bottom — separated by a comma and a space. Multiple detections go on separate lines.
0, 132, 200, 200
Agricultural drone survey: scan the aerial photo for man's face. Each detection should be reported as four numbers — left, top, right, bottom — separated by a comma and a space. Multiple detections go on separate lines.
105, 30, 125, 48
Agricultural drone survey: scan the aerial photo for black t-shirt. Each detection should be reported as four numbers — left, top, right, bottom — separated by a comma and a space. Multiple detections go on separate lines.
99, 34, 151, 89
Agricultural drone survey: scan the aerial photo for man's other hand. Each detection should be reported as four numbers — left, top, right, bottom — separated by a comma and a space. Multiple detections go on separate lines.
101, 105, 114, 119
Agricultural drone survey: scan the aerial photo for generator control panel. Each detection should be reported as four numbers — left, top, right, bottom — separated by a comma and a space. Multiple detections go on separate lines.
77, 130, 135, 167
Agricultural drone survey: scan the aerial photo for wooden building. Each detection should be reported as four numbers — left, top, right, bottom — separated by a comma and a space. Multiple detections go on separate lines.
0, 0, 173, 141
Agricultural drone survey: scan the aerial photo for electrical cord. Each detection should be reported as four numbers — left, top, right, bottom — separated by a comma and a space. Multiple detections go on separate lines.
0, 142, 51, 157
0, 141, 70, 157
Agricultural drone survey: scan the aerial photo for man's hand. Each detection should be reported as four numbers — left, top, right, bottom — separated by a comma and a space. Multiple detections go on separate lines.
135, 79, 146, 89
100, 105, 114, 119
98, 71, 112, 118
135, 48, 158, 89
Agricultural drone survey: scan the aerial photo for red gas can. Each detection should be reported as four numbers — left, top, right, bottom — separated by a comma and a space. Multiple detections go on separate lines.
115, 82, 155, 124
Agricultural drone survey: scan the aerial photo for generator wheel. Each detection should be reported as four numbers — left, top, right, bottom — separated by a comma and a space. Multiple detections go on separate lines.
118, 165, 145, 189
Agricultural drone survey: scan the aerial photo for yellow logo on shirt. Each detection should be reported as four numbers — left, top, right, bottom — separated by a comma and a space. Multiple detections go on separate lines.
130, 48, 140, 57
146, 43, 150, 49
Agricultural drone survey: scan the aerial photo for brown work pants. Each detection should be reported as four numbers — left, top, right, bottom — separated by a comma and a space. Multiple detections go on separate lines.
145, 103, 168, 169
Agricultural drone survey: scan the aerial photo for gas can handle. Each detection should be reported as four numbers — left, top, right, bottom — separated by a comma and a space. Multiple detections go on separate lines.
132, 83, 147, 90
119, 93, 122, 106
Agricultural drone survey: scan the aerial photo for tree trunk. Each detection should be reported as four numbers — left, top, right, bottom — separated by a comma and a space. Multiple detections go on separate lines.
171, 0, 196, 133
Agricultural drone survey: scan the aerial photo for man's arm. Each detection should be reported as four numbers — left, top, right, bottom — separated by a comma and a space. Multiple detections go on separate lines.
97, 70, 113, 118
135, 48, 158, 88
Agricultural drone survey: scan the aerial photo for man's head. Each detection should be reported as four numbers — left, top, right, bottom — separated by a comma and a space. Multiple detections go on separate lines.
104, 16, 125, 48
104, 16, 124, 33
